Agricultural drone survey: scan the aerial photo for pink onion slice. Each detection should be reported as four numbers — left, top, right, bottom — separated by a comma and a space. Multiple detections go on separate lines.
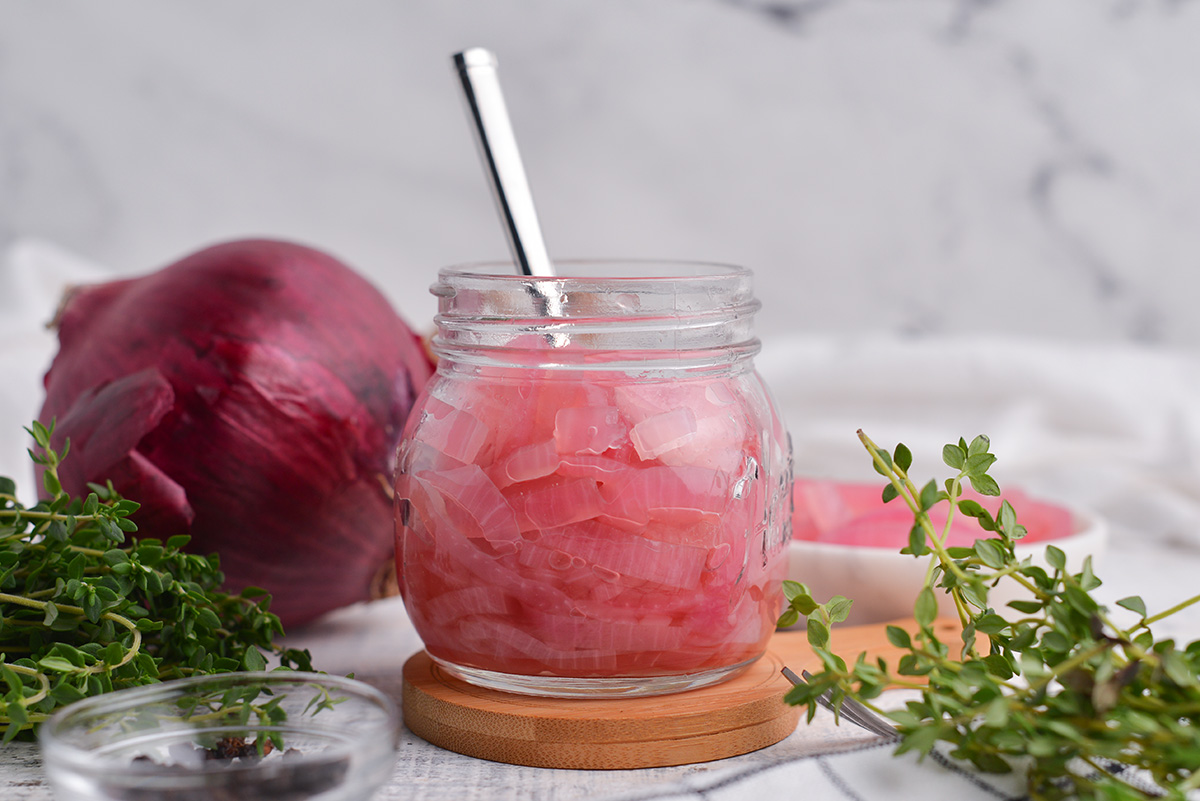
553, 406, 626, 455
410, 517, 572, 616
398, 440, 468, 477
555, 454, 627, 480
416, 464, 520, 545
792, 479, 1075, 547
456, 618, 619, 673
629, 407, 698, 461
524, 608, 688, 653
704, 382, 737, 406
505, 476, 605, 531
643, 513, 723, 548
497, 439, 560, 487
421, 584, 514, 627
600, 465, 728, 524
419, 396, 490, 464
657, 414, 749, 474
534, 520, 708, 590
615, 380, 752, 471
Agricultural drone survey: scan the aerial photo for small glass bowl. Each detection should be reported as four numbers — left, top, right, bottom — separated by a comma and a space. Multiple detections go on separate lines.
38, 671, 399, 801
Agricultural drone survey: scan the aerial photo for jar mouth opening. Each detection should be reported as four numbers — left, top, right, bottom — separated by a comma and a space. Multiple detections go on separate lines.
432, 259, 760, 359
438, 259, 750, 284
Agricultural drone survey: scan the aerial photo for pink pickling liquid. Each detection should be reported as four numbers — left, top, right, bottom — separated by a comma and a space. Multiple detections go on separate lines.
395, 367, 789, 679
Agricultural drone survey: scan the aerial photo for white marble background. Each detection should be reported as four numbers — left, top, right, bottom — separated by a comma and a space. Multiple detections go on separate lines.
3, 0, 1200, 346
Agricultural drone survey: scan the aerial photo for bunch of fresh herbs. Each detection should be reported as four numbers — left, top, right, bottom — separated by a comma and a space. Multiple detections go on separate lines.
0, 421, 312, 741
781, 431, 1200, 800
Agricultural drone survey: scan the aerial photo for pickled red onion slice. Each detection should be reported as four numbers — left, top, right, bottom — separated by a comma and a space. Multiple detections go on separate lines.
457, 618, 620, 673
556, 454, 626, 480
554, 406, 626, 454
422, 584, 513, 626
448, 374, 538, 456
416, 464, 520, 545
616, 380, 756, 472
792, 479, 1074, 547
498, 439, 560, 487
418, 531, 572, 615
601, 465, 728, 524
399, 440, 467, 475
524, 608, 688, 653
629, 407, 698, 460
612, 382, 678, 423
687, 591, 772, 648
419, 397, 489, 463
533, 521, 708, 590
705, 382, 737, 406
657, 414, 749, 474
506, 476, 605, 531
643, 513, 723, 547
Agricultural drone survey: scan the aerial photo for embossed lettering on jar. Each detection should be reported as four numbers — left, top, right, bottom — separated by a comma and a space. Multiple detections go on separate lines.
394, 261, 792, 697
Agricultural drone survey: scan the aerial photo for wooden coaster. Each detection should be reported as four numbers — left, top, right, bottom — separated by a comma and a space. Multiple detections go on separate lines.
402, 618, 957, 770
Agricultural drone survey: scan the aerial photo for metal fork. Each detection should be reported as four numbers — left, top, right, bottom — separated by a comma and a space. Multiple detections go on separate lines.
782, 667, 900, 740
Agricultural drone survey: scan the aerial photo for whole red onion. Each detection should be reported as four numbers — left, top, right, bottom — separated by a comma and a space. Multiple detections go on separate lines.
39, 239, 434, 627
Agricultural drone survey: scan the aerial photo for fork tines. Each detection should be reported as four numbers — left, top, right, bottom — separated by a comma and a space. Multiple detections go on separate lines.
781, 667, 900, 740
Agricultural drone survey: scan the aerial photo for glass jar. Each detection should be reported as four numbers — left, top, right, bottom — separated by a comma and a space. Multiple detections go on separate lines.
393, 260, 792, 697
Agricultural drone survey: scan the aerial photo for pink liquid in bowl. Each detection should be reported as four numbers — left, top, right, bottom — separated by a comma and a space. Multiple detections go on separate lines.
395, 368, 789, 680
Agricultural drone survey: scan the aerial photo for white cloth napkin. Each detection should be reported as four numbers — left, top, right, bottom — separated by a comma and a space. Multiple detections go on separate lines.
599, 740, 1030, 801
597, 738, 1185, 801
0, 240, 112, 501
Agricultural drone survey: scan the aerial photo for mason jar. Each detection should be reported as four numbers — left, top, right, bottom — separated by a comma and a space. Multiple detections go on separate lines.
393, 260, 792, 697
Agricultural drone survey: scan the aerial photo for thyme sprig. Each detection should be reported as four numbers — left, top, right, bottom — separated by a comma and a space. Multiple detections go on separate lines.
0, 421, 312, 742
781, 431, 1200, 800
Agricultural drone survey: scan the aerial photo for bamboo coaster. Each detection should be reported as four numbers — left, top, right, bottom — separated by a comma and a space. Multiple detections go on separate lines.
402, 618, 955, 770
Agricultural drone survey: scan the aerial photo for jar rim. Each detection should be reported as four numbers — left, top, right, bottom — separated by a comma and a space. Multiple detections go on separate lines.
431, 258, 760, 362
438, 258, 750, 283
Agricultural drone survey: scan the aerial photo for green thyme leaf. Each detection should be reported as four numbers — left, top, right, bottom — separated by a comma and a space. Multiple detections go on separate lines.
973, 539, 1006, 569
942, 443, 966, 470
918, 479, 940, 512
1045, 545, 1067, 572
906, 523, 927, 556
826, 596, 854, 624
886, 625, 911, 649
1116, 596, 1147, 618
782, 580, 807, 601
242, 647, 267, 672
807, 619, 830, 650
913, 586, 937, 627
967, 473, 1000, 496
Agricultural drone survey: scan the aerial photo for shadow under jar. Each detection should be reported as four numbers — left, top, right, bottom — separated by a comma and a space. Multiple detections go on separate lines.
394, 260, 793, 697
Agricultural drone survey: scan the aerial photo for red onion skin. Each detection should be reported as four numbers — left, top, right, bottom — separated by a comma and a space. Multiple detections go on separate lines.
40, 239, 434, 627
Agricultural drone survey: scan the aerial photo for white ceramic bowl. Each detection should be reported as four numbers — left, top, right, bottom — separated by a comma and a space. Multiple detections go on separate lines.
786, 484, 1108, 626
